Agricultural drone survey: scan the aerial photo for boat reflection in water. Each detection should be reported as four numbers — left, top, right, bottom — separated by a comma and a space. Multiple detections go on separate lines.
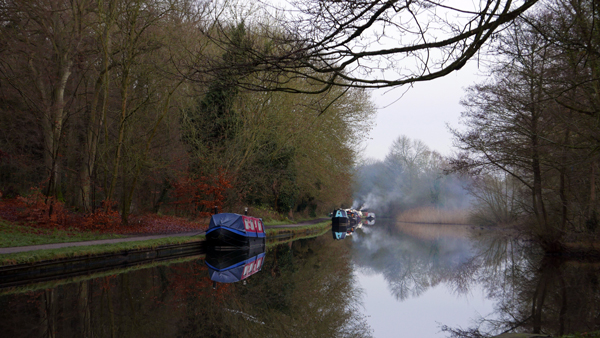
363, 211, 375, 226
205, 245, 266, 285
331, 209, 373, 239
332, 227, 347, 240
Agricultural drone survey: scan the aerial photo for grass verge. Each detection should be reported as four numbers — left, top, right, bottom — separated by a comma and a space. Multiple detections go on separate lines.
264, 220, 330, 235
558, 332, 600, 338
263, 216, 325, 226
267, 225, 330, 247
0, 219, 125, 248
0, 235, 204, 266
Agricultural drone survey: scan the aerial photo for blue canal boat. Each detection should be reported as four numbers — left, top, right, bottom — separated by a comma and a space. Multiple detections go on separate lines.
206, 213, 266, 249
331, 209, 348, 240
332, 209, 348, 226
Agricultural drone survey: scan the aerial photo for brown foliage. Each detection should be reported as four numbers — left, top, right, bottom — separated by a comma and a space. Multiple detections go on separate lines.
164, 169, 233, 219
0, 191, 210, 234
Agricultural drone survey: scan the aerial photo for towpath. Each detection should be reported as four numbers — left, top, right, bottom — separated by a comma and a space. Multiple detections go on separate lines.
0, 218, 329, 255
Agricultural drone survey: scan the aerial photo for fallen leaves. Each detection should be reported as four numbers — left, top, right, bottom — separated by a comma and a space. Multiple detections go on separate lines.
0, 170, 233, 235
0, 196, 208, 235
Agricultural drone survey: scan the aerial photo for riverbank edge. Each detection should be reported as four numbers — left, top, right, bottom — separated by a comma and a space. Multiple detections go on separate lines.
0, 219, 331, 266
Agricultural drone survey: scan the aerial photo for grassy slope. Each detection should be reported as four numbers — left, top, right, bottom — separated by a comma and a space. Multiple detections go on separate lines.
0, 219, 125, 248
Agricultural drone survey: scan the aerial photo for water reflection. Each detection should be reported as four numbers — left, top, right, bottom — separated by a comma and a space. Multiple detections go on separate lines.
332, 216, 369, 240
456, 246, 600, 337
332, 223, 348, 240
0, 235, 371, 337
353, 220, 476, 301
353, 218, 600, 337
2, 219, 600, 337
205, 245, 266, 285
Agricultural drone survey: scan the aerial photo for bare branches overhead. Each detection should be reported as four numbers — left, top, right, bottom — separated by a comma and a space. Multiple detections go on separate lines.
202, 0, 540, 93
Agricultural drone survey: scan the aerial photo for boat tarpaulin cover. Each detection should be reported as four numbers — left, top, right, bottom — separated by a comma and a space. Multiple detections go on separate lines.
332, 231, 346, 240
208, 252, 266, 283
208, 213, 265, 237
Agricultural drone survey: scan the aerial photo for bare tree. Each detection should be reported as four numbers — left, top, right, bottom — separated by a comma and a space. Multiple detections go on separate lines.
200, 0, 541, 93
449, 7, 600, 251
0, 0, 93, 199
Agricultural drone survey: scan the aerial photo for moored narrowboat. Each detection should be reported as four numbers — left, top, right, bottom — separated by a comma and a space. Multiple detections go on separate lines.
206, 213, 266, 249
346, 209, 361, 225
332, 209, 348, 226
331, 208, 348, 240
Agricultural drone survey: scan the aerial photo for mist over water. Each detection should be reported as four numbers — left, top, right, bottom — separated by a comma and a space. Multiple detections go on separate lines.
352, 219, 476, 300
350, 218, 494, 337
351, 214, 600, 338
353, 136, 472, 216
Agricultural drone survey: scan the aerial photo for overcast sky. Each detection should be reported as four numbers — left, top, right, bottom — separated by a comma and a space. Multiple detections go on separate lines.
363, 62, 483, 161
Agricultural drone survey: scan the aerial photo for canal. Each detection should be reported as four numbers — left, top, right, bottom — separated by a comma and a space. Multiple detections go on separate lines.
1, 218, 599, 337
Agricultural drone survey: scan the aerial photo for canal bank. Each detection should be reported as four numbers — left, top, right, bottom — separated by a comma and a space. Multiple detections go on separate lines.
0, 218, 330, 288
0, 218, 329, 257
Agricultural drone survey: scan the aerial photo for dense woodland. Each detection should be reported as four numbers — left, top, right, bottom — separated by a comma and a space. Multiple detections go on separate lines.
1, 0, 599, 255
0, 0, 375, 225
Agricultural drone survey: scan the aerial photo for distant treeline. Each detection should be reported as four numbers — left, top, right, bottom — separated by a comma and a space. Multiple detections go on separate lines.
353, 135, 471, 218
0, 0, 375, 224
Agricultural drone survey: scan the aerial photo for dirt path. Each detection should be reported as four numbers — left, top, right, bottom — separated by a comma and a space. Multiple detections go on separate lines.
0, 218, 330, 255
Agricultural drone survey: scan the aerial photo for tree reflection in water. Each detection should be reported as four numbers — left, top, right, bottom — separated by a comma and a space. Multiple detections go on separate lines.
354, 219, 600, 337
0, 235, 372, 337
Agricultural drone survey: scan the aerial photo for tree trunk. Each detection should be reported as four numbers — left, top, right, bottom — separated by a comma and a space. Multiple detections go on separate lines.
34, 57, 72, 202
590, 161, 596, 218
559, 129, 570, 231
107, 75, 129, 203
80, 2, 114, 211
531, 111, 548, 235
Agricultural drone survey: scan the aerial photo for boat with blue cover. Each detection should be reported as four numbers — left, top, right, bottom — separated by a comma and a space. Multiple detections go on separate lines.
205, 213, 266, 249
331, 209, 348, 240
332, 209, 348, 227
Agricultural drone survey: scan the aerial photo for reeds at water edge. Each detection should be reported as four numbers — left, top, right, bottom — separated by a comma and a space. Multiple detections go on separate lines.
396, 207, 472, 225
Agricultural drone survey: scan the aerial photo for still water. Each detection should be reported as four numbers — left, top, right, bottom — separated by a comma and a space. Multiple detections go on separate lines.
1, 219, 599, 337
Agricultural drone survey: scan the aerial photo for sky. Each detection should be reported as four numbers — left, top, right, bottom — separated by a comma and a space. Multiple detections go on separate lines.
363, 62, 484, 161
